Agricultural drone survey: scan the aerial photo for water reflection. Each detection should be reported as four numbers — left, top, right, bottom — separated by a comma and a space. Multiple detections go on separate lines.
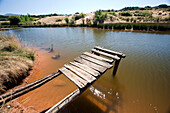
92, 29, 106, 45
60, 74, 123, 113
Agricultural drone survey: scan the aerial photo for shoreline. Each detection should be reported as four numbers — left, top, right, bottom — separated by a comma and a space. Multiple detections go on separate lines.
0, 48, 41, 112
1, 25, 170, 35
3, 47, 77, 112
0, 35, 37, 112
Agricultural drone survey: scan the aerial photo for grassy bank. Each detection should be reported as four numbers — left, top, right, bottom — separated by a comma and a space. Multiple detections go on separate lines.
1, 23, 170, 32
0, 34, 34, 94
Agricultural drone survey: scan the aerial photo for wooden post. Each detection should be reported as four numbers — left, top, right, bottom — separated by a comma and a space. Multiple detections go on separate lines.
113, 59, 121, 76
50, 44, 53, 52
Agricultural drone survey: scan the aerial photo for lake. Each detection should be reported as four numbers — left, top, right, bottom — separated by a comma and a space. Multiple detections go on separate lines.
2, 28, 170, 113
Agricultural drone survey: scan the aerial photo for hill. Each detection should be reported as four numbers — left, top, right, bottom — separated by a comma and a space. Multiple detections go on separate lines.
0, 4, 170, 26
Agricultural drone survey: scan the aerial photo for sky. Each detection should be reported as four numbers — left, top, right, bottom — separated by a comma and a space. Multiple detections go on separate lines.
0, 0, 169, 15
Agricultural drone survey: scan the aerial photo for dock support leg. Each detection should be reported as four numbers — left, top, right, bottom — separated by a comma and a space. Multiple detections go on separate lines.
113, 59, 121, 76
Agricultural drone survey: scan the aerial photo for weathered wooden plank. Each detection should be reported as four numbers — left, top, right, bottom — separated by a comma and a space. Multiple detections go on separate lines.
70, 62, 100, 77
59, 67, 88, 88
83, 52, 114, 63
0, 72, 61, 105
64, 64, 96, 83
46, 88, 80, 113
74, 57, 107, 73
91, 49, 120, 60
80, 55, 113, 69
94, 46, 126, 58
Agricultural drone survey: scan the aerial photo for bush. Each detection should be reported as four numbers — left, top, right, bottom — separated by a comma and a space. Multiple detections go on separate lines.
110, 16, 113, 21
65, 17, 69, 24
119, 11, 132, 16
20, 15, 37, 22
1, 22, 10, 25
25, 52, 35, 61
109, 12, 117, 16
75, 13, 84, 20
69, 19, 75, 24
37, 21, 41, 25
82, 18, 84, 24
19, 21, 33, 25
94, 10, 107, 25
2, 44, 18, 52
134, 11, 152, 17
56, 19, 62, 22
130, 17, 136, 22
0, 18, 8, 21
162, 16, 170, 21
125, 17, 130, 22
8, 15, 21, 25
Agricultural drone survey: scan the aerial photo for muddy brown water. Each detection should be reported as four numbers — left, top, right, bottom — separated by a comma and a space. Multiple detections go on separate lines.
2, 28, 170, 113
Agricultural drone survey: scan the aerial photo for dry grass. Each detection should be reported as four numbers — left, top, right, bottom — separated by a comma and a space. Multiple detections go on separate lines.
0, 34, 34, 94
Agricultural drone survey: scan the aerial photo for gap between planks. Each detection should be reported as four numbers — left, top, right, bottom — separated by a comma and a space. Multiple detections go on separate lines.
94, 46, 126, 58
70, 62, 100, 77
91, 49, 120, 60
64, 64, 96, 83
80, 54, 113, 69
59, 67, 88, 89
83, 52, 114, 63
74, 57, 107, 73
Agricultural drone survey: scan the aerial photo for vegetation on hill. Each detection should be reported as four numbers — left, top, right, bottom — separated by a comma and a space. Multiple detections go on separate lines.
119, 11, 132, 16
0, 4, 169, 31
8, 15, 21, 25
93, 10, 107, 25
19, 14, 37, 25
75, 13, 84, 20
64, 17, 69, 24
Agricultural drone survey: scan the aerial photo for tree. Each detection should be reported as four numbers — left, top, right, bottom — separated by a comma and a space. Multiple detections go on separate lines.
8, 15, 21, 25
64, 17, 69, 24
93, 10, 107, 25
70, 19, 75, 24
82, 18, 84, 24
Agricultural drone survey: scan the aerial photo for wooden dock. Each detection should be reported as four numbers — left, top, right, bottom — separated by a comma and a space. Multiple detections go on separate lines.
0, 46, 125, 112
46, 46, 125, 113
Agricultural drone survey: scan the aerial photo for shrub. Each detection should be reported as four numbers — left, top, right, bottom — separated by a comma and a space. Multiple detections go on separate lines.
130, 17, 136, 22
94, 10, 107, 25
56, 19, 62, 22
119, 11, 132, 16
65, 17, 69, 24
110, 16, 113, 21
162, 16, 170, 21
8, 15, 21, 25
135, 11, 140, 13
75, 13, 84, 20
37, 21, 41, 25
2, 44, 18, 52
0, 18, 8, 21
82, 18, 84, 24
25, 52, 35, 60
70, 19, 75, 24
86, 18, 91, 24
20, 15, 37, 22
109, 12, 117, 16
137, 17, 142, 20
125, 17, 130, 22
1, 22, 10, 25
75, 12, 79, 14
